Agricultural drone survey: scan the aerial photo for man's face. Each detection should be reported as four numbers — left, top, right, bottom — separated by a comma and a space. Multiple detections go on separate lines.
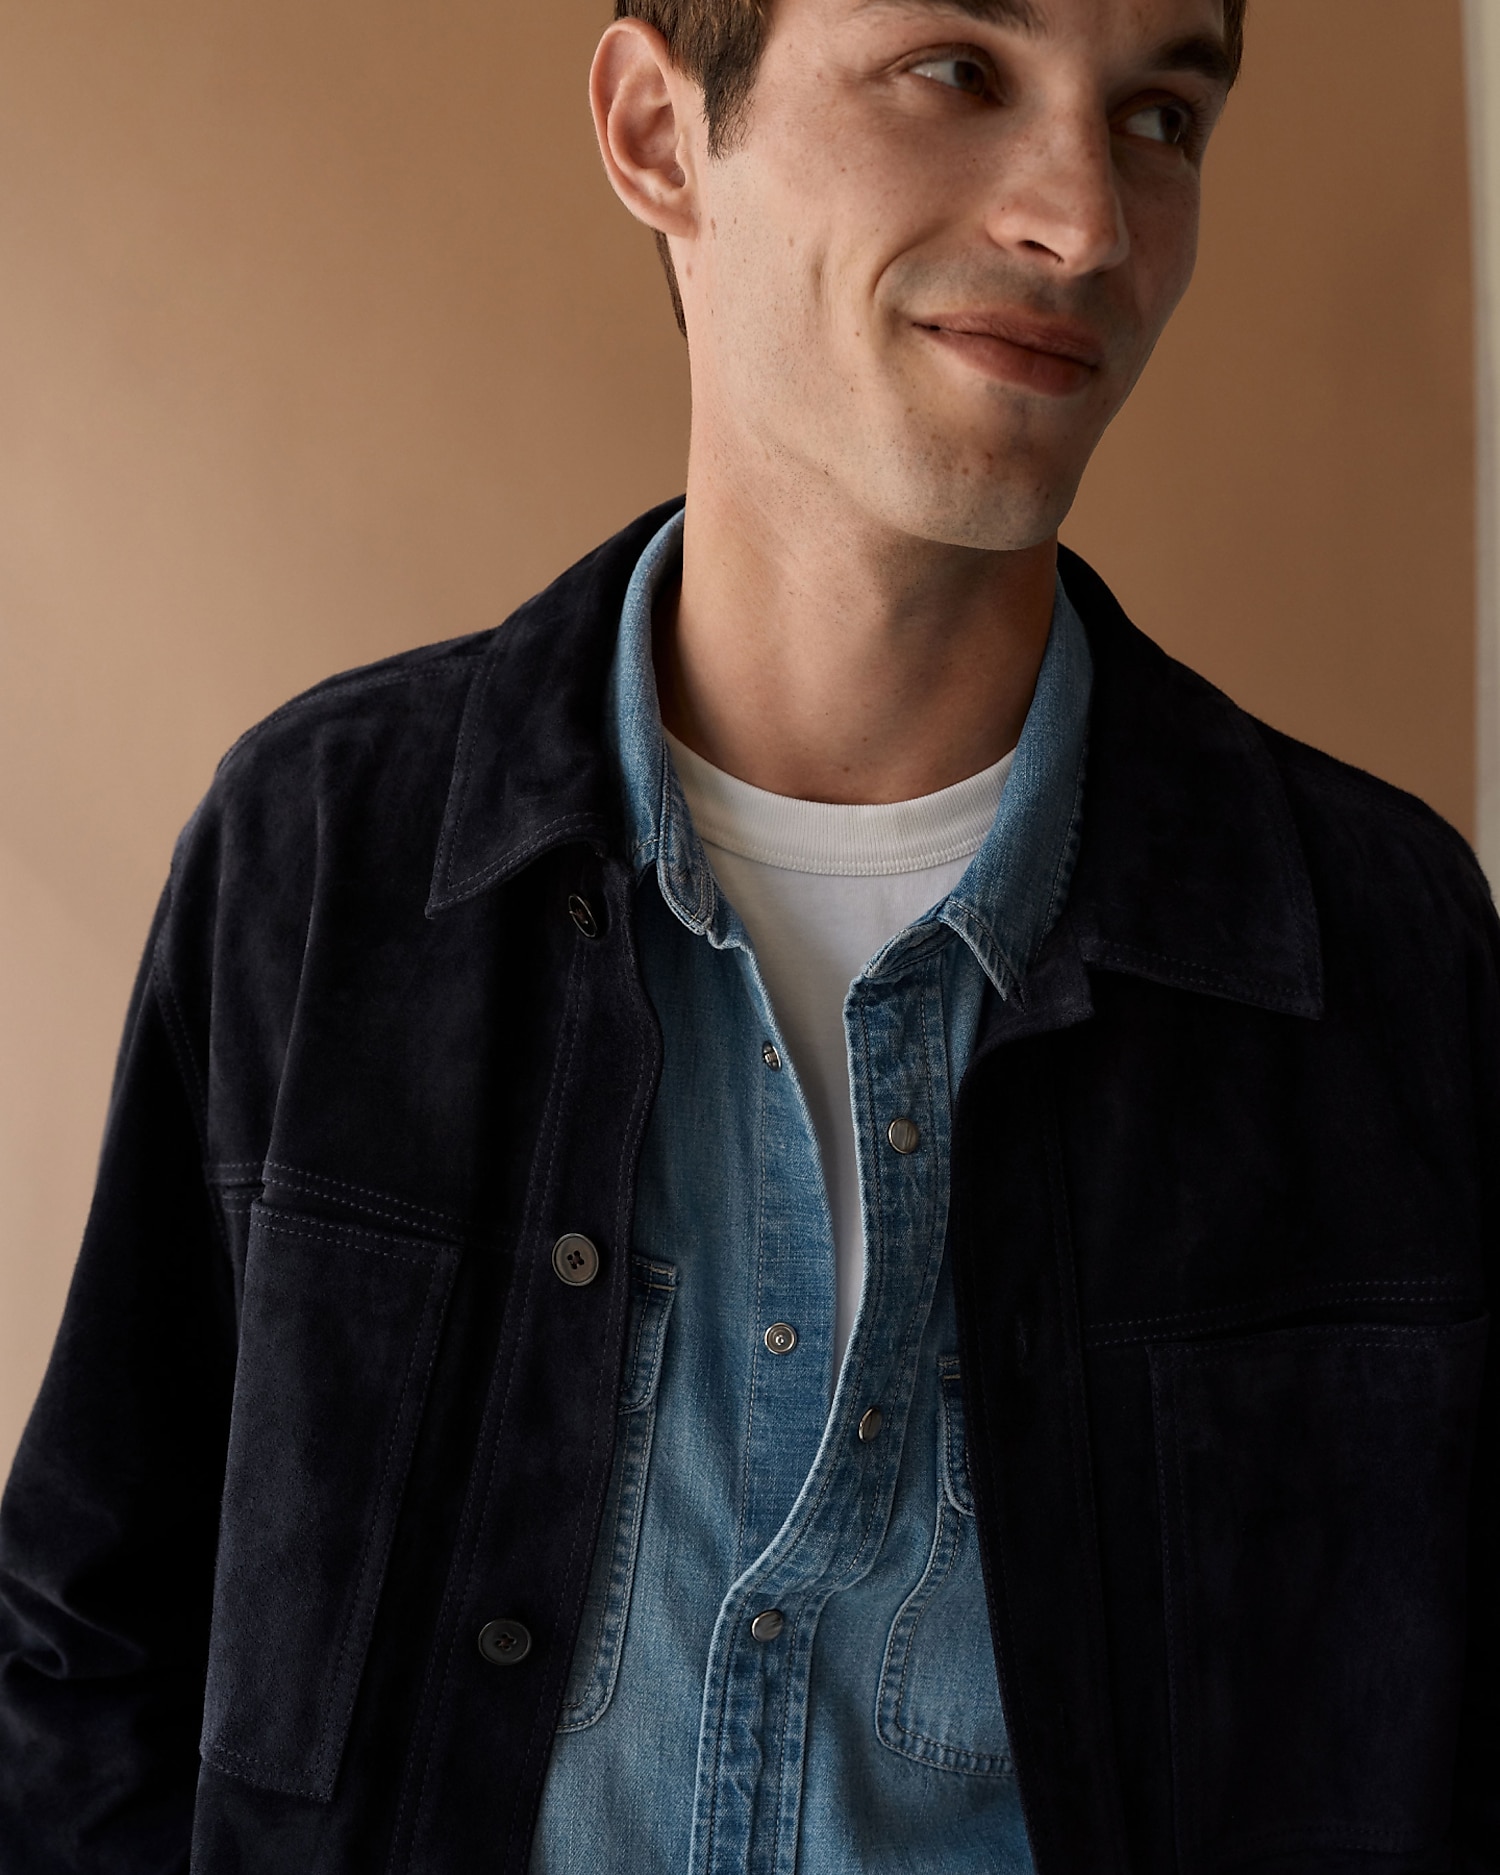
677, 0, 1233, 551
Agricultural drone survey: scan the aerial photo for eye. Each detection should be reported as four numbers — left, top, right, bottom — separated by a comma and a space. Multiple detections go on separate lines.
1120, 99, 1197, 148
908, 54, 993, 100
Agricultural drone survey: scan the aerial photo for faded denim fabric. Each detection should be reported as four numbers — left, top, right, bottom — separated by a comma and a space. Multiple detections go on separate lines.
530, 508, 1091, 1875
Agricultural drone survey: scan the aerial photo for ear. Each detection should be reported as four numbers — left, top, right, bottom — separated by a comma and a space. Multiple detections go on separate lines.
590, 20, 700, 242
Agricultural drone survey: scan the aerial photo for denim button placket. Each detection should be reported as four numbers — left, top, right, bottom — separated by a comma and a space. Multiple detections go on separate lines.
541, 524, 1087, 1873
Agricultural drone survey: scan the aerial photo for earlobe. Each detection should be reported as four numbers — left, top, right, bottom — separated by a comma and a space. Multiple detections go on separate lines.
590, 20, 698, 242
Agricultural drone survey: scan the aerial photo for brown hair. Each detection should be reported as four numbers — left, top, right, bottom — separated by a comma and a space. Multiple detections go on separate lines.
617, 0, 1248, 332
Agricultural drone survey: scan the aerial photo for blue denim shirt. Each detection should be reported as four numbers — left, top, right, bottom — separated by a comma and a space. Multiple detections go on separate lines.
530, 509, 1091, 1875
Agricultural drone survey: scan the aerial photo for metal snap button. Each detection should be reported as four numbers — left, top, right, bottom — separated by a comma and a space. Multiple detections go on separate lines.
552, 1233, 600, 1287
750, 1609, 785, 1642
568, 893, 601, 939
887, 1117, 921, 1155
762, 1042, 782, 1071
858, 1406, 884, 1442
477, 1618, 532, 1666
764, 1322, 798, 1355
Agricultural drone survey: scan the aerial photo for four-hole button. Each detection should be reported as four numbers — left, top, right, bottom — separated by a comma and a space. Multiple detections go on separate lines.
477, 1619, 531, 1667
552, 1233, 600, 1287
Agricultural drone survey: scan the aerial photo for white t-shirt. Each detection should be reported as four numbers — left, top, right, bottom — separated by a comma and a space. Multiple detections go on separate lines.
665, 731, 1014, 1367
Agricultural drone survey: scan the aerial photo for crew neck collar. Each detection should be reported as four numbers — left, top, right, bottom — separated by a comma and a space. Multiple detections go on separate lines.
663, 730, 1014, 878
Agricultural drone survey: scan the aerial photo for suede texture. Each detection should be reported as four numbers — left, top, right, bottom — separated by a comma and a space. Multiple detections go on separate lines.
0, 502, 1496, 1874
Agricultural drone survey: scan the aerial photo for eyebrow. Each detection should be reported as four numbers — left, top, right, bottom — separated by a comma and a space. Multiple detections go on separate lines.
1151, 32, 1236, 90
856, 0, 1043, 25
854, 2, 1235, 90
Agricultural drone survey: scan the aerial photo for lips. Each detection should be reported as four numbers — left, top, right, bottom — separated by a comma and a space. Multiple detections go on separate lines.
914, 309, 1106, 395
918, 310, 1106, 369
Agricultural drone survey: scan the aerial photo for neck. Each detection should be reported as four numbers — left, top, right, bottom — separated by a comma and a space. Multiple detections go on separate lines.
654, 438, 1058, 808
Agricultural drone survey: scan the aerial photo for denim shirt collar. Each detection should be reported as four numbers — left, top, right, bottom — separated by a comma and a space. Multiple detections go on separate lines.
608, 507, 1093, 1002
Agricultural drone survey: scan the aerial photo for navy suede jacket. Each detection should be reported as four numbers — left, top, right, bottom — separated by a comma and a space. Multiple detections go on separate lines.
1, 499, 1497, 1875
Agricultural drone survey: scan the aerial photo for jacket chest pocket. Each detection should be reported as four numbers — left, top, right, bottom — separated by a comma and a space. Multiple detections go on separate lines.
875, 1355, 1013, 1778
199, 1204, 460, 1801
1151, 1316, 1487, 1869
557, 1256, 677, 1732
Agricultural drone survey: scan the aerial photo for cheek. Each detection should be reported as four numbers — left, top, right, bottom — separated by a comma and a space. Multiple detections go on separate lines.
719, 194, 863, 357
1129, 185, 1202, 332
708, 140, 823, 289
739, 91, 912, 305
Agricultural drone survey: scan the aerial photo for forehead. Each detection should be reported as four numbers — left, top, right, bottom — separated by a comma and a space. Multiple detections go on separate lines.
838, 0, 1229, 60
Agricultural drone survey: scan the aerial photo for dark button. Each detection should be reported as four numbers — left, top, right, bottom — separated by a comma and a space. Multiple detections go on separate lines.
887, 1117, 921, 1155
762, 1042, 782, 1071
764, 1321, 798, 1355
477, 1618, 531, 1666
858, 1406, 884, 1442
552, 1233, 600, 1287
750, 1609, 785, 1642
568, 893, 600, 939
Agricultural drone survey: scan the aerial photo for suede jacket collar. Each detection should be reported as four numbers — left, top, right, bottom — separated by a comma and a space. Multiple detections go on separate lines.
427, 498, 1322, 1024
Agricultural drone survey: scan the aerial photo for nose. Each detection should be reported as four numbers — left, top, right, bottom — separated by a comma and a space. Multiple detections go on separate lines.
984, 111, 1129, 278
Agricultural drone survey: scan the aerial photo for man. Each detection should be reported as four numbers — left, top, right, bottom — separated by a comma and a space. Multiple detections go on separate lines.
0, 0, 1495, 1868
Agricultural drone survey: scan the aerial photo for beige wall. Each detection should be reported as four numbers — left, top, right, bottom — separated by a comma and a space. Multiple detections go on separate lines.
1465, 0, 1500, 876
0, 0, 1476, 1471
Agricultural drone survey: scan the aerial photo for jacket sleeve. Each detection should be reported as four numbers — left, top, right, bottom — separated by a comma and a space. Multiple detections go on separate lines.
0, 890, 236, 1875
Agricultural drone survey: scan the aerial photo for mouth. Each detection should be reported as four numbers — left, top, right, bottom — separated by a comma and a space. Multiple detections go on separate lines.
913, 310, 1105, 395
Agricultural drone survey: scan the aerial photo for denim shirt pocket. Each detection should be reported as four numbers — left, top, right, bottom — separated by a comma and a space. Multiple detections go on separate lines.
557, 1255, 678, 1731
199, 1203, 461, 1801
875, 1355, 1013, 1778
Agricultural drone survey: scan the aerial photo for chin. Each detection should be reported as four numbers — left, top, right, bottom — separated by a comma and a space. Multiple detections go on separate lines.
869, 468, 1080, 555
851, 419, 1087, 552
